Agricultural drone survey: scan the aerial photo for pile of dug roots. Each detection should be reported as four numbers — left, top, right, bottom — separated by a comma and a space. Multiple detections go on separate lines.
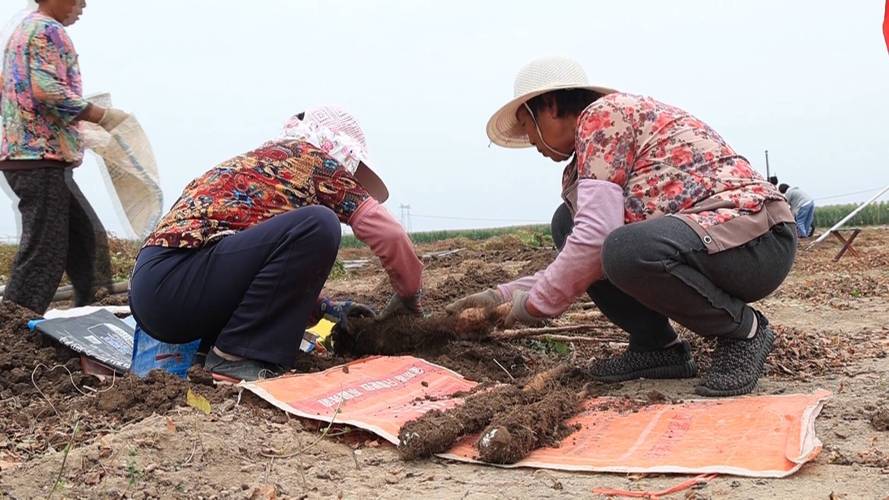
397, 365, 612, 464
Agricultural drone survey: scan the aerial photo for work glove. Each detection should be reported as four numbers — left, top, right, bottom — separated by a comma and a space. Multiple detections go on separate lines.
378, 292, 424, 320
445, 288, 507, 315
501, 290, 546, 328
98, 108, 131, 132
321, 299, 376, 336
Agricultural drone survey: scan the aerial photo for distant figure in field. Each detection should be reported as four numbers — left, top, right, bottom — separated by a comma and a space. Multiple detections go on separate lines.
778, 184, 816, 238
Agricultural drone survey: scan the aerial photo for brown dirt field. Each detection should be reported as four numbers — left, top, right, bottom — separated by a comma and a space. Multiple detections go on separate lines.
2, 229, 889, 498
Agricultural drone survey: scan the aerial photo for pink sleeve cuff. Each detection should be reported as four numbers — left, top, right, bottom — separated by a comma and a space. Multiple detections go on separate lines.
527, 179, 625, 317
349, 199, 423, 297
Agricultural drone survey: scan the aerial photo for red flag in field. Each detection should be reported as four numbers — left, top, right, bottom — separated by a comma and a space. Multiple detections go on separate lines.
884, 0, 889, 54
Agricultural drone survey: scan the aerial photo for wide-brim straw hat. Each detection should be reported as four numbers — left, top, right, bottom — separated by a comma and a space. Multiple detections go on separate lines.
486, 56, 618, 148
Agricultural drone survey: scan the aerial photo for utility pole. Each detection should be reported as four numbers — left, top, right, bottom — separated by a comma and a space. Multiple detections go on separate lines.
399, 204, 412, 234
764, 150, 771, 181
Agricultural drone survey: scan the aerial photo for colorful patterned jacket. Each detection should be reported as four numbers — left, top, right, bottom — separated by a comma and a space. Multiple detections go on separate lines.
1, 13, 88, 167
145, 139, 422, 298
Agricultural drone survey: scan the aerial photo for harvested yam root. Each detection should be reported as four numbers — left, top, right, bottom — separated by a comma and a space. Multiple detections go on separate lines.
397, 385, 528, 460
333, 304, 510, 356
454, 302, 512, 336
396, 364, 575, 460
476, 389, 583, 464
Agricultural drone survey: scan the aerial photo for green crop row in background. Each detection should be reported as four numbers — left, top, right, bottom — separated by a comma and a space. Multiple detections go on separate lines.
1, 203, 886, 264
814, 201, 889, 228
339, 202, 889, 248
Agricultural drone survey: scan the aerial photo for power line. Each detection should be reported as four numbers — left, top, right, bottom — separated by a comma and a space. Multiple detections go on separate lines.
814, 187, 885, 202
410, 214, 548, 224
400, 184, 886, 229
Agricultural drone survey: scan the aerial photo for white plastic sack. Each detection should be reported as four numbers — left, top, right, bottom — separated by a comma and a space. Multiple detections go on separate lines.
44, 305, 131, 319
81, 93, 163, 239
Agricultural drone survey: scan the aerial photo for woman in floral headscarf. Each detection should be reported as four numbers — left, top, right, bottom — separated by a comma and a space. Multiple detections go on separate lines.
129, 106, 423, 382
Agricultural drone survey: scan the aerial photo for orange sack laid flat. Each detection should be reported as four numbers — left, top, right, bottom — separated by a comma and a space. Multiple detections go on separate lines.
242, 356, 829, 478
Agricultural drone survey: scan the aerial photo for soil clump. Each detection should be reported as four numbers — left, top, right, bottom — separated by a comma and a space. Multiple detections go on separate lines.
872, 406, 889, 432
0, 301, 240, 462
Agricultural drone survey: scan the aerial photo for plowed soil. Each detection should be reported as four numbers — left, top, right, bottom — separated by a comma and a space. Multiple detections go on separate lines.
2, 229, 889, 498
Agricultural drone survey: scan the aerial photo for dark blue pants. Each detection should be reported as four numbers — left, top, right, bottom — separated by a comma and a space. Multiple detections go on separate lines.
129, 206, 341, 367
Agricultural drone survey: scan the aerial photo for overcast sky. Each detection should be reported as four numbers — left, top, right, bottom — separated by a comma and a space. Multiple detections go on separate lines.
1, 0, 887, 239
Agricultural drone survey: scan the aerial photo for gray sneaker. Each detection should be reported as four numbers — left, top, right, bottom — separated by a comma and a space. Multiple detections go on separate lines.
695, 311, 775, 397
588, 340, 698, 383
204, 350, 283, 383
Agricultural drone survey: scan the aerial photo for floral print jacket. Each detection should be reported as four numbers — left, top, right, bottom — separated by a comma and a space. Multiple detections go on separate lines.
146, 140, 370, 248
144, 139, 423, 298
567, 92, 793, 253
1, 13, 88, 165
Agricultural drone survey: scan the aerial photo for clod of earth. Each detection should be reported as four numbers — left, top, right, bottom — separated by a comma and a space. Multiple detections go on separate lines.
0, 300, 242, 463
871, 407, 889, 432
333, 304, 510, 356
645, 390, 669, 404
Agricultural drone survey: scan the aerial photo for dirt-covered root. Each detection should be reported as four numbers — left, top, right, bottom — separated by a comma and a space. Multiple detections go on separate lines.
454, 302, 511, 338
396, 364, 580, 460
332, 306, 505, 356
522, 363, 574, 392
476, 389, 583, 464
397, 385, 527, 460
332, 315, 454, 356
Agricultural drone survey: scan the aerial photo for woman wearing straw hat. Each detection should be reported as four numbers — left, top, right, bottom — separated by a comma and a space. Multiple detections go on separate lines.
448, 57, 797, 396
129, 106, 423, 382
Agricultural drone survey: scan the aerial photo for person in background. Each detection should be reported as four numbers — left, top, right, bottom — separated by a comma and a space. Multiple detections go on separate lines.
449, 57, 797, 397
0, 0, 129, 314
129, 106, 424, 383
778, 183, 816, 238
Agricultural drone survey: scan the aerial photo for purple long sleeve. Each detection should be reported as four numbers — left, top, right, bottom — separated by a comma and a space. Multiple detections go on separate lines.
500, 179, 624, 317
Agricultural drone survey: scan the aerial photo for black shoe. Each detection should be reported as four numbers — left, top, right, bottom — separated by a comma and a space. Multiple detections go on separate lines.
588, 340, 698, 383
204, 350, 283, 383
695, 311, 775, 397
